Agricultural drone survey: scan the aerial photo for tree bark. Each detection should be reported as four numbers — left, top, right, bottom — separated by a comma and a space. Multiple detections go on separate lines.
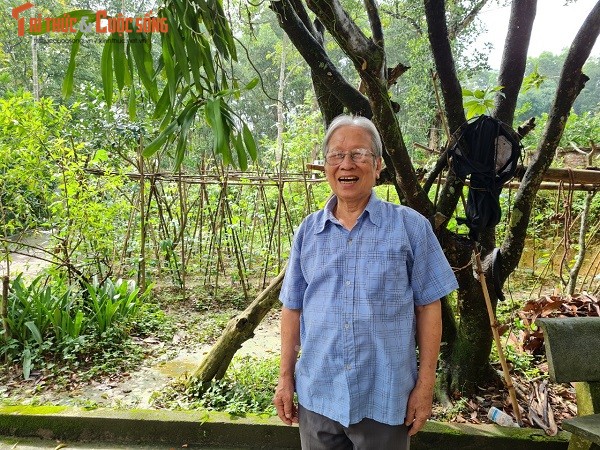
276, 35, 287, 163
188, 268, 286, 385
494, 0, 537, 125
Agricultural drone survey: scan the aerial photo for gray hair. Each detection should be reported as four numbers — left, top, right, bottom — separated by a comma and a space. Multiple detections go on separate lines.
322, 115, 383, 159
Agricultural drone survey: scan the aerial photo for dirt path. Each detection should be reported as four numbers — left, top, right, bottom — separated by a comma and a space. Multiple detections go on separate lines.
66, 311, 281, 409
0, 231, 52, 280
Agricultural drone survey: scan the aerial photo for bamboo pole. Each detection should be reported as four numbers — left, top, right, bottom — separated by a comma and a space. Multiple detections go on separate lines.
474, 249, 523, 424
177, 167, 187, 300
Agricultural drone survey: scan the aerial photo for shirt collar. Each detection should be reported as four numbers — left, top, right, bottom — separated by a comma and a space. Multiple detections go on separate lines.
315, 191, 382, 234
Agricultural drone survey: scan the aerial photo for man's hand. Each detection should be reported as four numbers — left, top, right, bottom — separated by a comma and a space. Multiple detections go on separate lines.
404, 381, 434, 436
273, 375, 298, 425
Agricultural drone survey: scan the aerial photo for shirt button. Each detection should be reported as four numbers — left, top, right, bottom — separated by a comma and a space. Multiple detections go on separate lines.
346, 364, 352, 370
345, 280, 351, 286
344, 322, 350, 329
348, 239, 353, 245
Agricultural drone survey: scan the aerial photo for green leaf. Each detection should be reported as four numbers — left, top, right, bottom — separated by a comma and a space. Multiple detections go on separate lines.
463, 100, 481, 108
164, 9, 189, 85
205, 97, 223, 155
161, 35, 176, 106
154, 86, 171, 120
62, 32, 83, 99
101, 38, 114, 108
185, 33, 206, 91
128, 83, 137, 120
112, 33, 126, 91
129, 29, 159, 103
234, 132, 248, 171
244, 77, 259, 90
92, 149, 108, 163
199, 34, 215, 83
25, 321, 42, 344
242, 123, 257, 161
143, 120, 179, 157
174, 102, 201, 169
22, 348, 32, 380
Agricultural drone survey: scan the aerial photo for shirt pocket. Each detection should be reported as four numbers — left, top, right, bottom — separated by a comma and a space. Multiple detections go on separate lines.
364, 248, 411, 317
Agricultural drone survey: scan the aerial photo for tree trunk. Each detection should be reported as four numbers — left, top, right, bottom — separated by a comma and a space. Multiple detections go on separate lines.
276, 35, 287, 164
31, 36, 39, 101
188, 268, 285, 385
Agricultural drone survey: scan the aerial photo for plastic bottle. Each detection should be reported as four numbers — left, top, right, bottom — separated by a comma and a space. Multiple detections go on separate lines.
487, 406, 520, 427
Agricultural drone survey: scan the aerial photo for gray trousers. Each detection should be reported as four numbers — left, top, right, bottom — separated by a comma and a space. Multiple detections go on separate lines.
298, 404, 410, 450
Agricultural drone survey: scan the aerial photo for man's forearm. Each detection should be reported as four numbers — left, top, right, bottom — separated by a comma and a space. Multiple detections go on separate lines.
279, 306, 301, 378
274, 306, 301, 425
415, 300, 442, 386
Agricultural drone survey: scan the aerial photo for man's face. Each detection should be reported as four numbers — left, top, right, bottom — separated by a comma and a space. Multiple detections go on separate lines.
324, 125, 382, 205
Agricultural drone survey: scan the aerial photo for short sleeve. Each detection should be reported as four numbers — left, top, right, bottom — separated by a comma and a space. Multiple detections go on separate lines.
279, 222, 307, 310
409, 218, 458, 305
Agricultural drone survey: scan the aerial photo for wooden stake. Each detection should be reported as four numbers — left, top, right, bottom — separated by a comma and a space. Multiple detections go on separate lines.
473, 249, 523, 425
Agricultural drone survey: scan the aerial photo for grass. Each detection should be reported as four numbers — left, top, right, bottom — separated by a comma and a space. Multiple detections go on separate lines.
153, 355, 279, 417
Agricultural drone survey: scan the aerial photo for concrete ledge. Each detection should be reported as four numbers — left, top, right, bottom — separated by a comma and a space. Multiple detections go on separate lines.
0, 406, 570, 449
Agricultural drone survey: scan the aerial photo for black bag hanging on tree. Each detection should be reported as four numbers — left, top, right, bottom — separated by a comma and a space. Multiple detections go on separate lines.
448, 115, 522, 241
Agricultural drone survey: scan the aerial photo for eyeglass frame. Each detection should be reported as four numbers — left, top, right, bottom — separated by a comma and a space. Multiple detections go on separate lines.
324, 148, 376, 166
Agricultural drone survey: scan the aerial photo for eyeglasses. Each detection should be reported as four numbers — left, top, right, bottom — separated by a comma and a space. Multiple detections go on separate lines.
324, 149, 375, 166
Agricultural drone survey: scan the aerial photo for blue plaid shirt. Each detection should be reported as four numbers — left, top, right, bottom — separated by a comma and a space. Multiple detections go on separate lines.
280, 192, 458, 427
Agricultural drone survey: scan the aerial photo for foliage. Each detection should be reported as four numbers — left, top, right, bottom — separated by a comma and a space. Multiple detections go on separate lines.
516, 53, 600, 121
195, 311, 235, 344
521, 109, 600, 154
0, 92, 57, 235
55, 1, 258, 170
0, 273, 152, 379
83, 276, 151, 334
521, 65, 547, 93
435, 397, 470, 422
47, 126, 133, 282
491, 342, 541, 381
462, 85, 504, 119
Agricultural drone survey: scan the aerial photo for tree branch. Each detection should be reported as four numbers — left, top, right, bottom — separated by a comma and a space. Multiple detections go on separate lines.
269, 0, 371, 116
448, 0, 489, 40
364, 0, 384, 48
494, 0, 537, 125
306, 0, 378, 64
424, 0, 467, 223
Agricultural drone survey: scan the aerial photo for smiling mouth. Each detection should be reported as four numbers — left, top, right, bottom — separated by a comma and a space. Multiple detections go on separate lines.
338, 176, 359, 184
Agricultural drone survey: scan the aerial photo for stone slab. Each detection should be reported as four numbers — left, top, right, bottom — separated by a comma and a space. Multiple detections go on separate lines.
536, 317, 600, 383
562, 414, 600, 445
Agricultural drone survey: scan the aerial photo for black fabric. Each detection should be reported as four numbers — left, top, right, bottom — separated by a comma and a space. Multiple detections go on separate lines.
448, 115, 521, 241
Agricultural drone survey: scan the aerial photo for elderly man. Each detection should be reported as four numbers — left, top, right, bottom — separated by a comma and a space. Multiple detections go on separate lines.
273, 115, 458, 449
